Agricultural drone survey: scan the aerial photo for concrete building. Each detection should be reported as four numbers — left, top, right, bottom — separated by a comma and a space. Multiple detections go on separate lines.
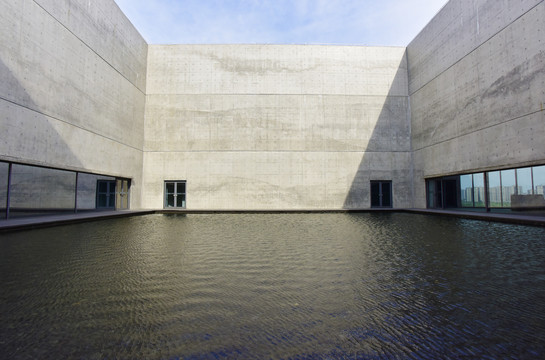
1, 0, 544, 216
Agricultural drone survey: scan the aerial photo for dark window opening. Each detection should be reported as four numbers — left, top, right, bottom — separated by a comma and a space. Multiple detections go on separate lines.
371, 181, 392, 208
96, 180, 116, 209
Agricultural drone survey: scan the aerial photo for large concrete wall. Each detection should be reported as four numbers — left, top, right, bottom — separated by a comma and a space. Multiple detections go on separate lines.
408, 0, 545, 207
0, 0, 147, 207
4, 0, 543, 212
143, 45, 411, 210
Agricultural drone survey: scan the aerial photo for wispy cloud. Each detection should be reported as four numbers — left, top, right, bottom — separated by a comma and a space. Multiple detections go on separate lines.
114, 0, 448, 46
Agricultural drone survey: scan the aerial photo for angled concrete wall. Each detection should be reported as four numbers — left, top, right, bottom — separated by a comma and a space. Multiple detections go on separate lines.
143, 45, 411, 210
0, 0, 147, 207
408, 0, 545, 207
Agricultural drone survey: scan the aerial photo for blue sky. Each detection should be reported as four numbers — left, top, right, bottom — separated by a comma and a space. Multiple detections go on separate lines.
114, 0, 449, 46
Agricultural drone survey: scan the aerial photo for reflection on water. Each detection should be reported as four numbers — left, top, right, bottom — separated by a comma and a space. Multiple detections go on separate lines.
1, 213, 545, 359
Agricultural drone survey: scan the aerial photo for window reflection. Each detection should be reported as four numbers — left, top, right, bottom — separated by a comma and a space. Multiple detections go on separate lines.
427, 164, 545, 213
460, 174, 473, 207
0, 161, 131, 220
473, 173, 485, 207
517, 168, 533, 195
10, 164, 76, 218
501, 169, 516, 207
533, 165, 545, 199
487, 171, 502, 207
77, 173, 116, 211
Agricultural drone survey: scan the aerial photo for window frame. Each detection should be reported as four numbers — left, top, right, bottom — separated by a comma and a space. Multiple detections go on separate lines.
164, 180, 187, 209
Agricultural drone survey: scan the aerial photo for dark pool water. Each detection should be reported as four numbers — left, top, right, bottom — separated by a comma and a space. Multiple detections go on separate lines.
1, 213, 545, 359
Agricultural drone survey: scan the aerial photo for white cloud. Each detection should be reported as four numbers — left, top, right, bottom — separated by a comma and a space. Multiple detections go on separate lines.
114, 0, 449, 46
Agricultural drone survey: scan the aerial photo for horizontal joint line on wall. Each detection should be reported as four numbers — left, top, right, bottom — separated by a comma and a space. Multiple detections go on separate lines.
412, 109, 544, 152
409, 2, 543, 96
31, 0, 145, 96
145, 93, 409, 98
144, 150, 412, 154
0, 96, 143, 153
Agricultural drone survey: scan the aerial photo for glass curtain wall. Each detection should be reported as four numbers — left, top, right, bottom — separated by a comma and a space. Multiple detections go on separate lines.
534, 166, 545, 197
0, 161, 131, 220
427, 164, 545, 214
487, 171, 502, 207
9, 164, 76, 218
473, 173, 485, 208
460, 175, 473, 207
76, 173, 116, 212
501, 169, 516, 207
517, 168, 533, 195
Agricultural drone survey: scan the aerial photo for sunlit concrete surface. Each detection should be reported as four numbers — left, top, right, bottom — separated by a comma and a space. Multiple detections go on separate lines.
143, 45, 411, 210
1, 0, 544, 213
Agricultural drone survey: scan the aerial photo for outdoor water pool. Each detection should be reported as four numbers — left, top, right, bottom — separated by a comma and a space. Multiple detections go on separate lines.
1, 213, 545, 359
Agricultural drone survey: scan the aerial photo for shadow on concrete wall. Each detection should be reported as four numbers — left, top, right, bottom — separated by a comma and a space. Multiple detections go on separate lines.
0, 58, 84, 168
0, 57, 85, 212
343, 55, 412, 209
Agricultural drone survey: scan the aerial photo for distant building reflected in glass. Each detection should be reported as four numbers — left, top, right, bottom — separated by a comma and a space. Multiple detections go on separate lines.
427, 164, 545, 214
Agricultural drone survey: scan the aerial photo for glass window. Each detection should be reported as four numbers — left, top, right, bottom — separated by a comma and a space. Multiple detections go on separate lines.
10, 164, 76, 218
0, 162, 9, 219
96, 180, 116, 209
460, 174, 473, 207
116, 179, 130, 210
501, 169, 516, 207
532, 165, 545, 199
370, 181, 392, 208
164, 181, 186, 208
487, 171, 502, 207
77, 174, 116, 211
473, 173, 485, 207
517, 167, 533, 195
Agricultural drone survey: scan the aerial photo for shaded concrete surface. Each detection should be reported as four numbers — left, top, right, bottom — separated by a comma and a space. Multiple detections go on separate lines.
0, 0, 147, 208
343, 53, 412, 209
0, 210, 155, 232
408, 0, 545, 207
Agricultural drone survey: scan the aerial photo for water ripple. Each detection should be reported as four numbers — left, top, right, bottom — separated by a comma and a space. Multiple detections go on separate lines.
1, 213, 545, 359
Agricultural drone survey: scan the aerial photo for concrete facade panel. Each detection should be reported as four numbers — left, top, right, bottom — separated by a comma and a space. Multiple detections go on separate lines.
408, 0, 542, 94
147, 45, 408, 97
142, 151, 412, 210
143, 45, 410, 210
33, 0, 147, 91
144, 94, 410, 153
1, 0, 146, 150
0, 0, 147, 208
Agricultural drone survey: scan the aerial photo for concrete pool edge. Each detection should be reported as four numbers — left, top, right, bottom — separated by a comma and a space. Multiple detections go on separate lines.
1, 209, 544, 232
0, 210, 156, 233
403, 209, 545, 227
